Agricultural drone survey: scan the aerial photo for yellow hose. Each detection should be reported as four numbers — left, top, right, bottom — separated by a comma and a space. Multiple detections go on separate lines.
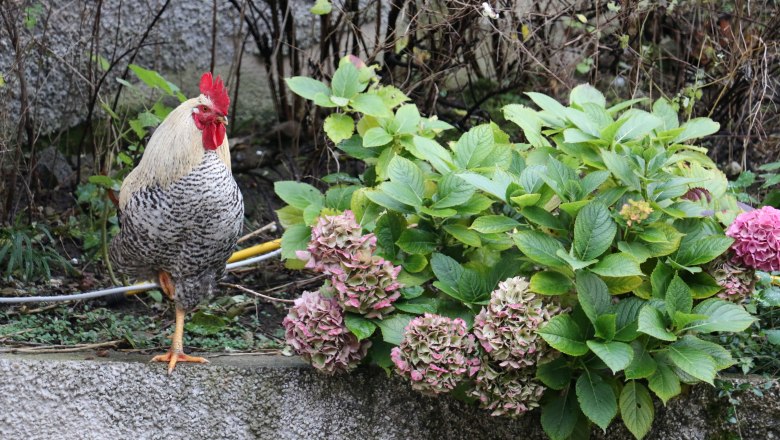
227, 239, 282, 263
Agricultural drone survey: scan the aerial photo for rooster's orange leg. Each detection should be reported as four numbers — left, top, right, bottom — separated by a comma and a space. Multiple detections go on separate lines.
151, 274, 209, 374
151, 306, 209, 374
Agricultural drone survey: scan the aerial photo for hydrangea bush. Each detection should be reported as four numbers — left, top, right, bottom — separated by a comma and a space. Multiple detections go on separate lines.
275, 57, 774, 440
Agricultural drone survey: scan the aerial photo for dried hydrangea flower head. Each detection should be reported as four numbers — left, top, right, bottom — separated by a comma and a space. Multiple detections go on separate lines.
282, 288, 370, 375
391, 313, 481, 395
709, 257, 755, 302
470, 361, 546, 417
473, 277, 562, 369
331, 250, 402, 319
726, 205, 780, 272
295, 210, 376, 275
619, 199, 653, 227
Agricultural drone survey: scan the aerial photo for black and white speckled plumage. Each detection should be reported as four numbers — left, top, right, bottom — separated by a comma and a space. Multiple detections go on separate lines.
110, 151, 244, 309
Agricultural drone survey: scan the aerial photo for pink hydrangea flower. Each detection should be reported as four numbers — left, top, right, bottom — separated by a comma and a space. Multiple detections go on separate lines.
391, 314, 481, 395
726, 206, 780, 272
283, 289, 370, 375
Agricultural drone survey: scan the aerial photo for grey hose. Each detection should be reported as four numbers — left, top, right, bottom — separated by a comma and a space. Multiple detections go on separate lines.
0, 249, 282, 304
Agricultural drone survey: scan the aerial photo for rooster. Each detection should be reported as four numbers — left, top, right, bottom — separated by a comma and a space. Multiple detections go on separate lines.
110, 73, 244, 373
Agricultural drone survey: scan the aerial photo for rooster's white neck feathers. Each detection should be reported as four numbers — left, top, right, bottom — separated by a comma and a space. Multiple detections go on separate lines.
119, 97, 231, 208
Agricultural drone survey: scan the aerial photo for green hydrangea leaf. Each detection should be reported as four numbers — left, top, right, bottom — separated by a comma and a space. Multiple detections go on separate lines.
539, 314, 589, 356
512, 231, 567, 267
637, 305, 676, 341
324, 113, 355, 144
668, 341, 717, 384
665, 275, 693, 317
541, 388, 579, 440
576, 372, 617, 431
376, 314, 414, 345
586, 340, 634, 373
285, 76, 330, 100
274, 181, 324, 210
625, 342, 657, 379
280, 224, 311, 260
470, 215, 521, 234
619, 381, 655, 440
530, 271, 573, 296
648, 359, 681, 404
590, 253, 643, 277
577, 270, 611, 323
536, 357, 573, 390
331, 61, 364, 99
362, 127, 393, 147
345, 314, 377, 340
688, 299, 757, 333
594, 314, 617, 341
674, 235, 734, 268
443, 224, 481, 248
614, 297, 644, 342
396, 228, 437, 255
574, 202, 617, 260
351, 94, 392, 118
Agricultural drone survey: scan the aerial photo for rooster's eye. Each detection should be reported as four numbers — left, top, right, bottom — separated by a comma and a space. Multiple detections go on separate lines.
200, 105, 209, 112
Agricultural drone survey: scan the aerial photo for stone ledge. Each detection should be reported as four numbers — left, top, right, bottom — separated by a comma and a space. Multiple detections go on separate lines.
0, 353, 777, 439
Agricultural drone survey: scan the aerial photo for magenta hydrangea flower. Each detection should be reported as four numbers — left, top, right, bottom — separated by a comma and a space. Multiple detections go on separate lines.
473, 277, 562, 369
391, 314, 481, 395
282, 288, 370, 375
295, 210, 376, 275
726, 206, 780, 272
331, 251, 402, 319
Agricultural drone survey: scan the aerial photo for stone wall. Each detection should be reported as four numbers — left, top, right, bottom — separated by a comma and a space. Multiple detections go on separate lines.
0, 353, 777, 439
0, 0, 326, 136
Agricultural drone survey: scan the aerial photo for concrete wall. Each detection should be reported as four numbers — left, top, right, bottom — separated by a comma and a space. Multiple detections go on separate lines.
0, 353, 778, 439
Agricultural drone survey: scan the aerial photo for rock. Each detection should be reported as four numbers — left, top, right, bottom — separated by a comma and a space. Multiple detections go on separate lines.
34, 146, 74, 188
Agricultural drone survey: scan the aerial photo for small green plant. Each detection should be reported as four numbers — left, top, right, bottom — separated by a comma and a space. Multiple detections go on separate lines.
0, 221, 73, 282
729, 160, 780, 208
0, 300, 283, 352
276, 57, 760, 439
67, 182, 119, 262
714, 272, 780, 376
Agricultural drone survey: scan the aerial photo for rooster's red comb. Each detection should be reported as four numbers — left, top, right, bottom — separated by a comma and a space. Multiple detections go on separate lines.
199, 72, 230, 115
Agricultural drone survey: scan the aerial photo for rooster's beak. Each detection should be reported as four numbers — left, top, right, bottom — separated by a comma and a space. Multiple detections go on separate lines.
216, 115, 229, 126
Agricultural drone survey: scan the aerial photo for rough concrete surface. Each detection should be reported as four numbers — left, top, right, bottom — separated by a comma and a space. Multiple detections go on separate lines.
0, 353, 778, 440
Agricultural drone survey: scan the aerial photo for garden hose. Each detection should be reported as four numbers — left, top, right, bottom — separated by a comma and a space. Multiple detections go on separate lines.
227, 239, 281, 263
0, 239, 282, 304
